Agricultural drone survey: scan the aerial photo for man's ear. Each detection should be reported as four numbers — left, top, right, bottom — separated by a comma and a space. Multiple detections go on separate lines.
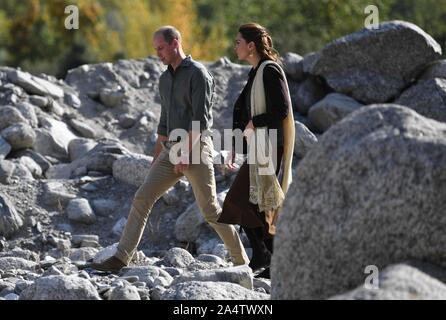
172, 38, 180, 49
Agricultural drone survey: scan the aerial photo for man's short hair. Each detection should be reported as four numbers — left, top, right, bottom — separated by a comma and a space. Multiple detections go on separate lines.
153, 26, 182, 44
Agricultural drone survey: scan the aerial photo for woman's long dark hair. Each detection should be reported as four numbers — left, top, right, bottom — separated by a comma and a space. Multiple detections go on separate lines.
238, 23, 281, 63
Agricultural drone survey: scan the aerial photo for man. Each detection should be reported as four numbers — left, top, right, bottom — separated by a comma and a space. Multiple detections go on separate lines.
91, 26, 249, 272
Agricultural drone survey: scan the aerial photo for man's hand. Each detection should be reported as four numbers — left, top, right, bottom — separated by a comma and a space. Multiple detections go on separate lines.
174, 154, 189, 174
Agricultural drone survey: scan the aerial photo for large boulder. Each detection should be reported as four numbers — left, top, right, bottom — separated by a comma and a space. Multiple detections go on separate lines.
0, 193, 23, 238
282, 52, 304, 82
15, 102, 38, 128
174, 202, 205, 242
0, 257, 37, 272
172, 265, 253, 290
272, 104, 446, 299
19, 275, 100, 300
396, 78, 446, 123
1, 123, 36, 151
33, 117, 78, 159
308, 93, 364, 132
112, 153, 152, 186
331, 263, 446, 300
293, 121, 318, 159
0, 106, 28, 131
7, 70, 64, 99
68, 138, 97, 161
0, 136, 11, 160
311, 21, 442, 103
66, 198, 96, 225
161, 281, 269, 300
294, 76, 330, 115
418, 60, 446, 81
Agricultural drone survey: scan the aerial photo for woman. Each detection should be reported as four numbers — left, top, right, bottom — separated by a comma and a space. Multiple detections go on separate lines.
218, 23, 295, 278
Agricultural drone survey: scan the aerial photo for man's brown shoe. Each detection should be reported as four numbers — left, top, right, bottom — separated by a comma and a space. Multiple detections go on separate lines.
89, 256, 126, 273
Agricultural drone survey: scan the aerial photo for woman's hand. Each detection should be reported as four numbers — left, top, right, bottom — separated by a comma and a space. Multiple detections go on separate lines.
225, 150, 238, 172
243, 120, 255, 140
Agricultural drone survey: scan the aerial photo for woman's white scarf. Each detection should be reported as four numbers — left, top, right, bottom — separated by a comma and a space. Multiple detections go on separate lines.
247, 60, 295, 213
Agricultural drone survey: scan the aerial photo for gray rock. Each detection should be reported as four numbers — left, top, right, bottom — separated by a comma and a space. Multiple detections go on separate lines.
12, 150, 51, 173
19, 275, 100, 300
272, 104, 446, 299
293, 121, 318, 159
0, 247, 39, 262
0, 137, 11, 160
0, 257, 37, 272
49, 140, 130, 178
64, 92, 81, 109
28, 96, 49, 108
92, 243, 118, 264
172, 265, 253, 290
66, 198, 96, 224
1, 123, 36, 151
331, 264, 446, 300
7, 70, 64, 98
18, 156, 42, 178
294, 76, 330, 115
112, 153, 152, 187
162, 187, 180, 205
197, 254, 226, 265
0, 106, 28, 131
44, 164, 72, 180
33, 117, 77, 159
4, 293, 19, 300
118, 113, 137, 129
11, 162, 34, 180
71, 140, 132, 176
175, 202, 205, 242
0, 193, 23, 238
109, 284, 140, 300
71, 234, 99, 247
111, 217, 126, 236
0, 160, 15, 184
302, 52, 322, 74
161, 281, 269, 300
99, 87, 125, 108
68, 119, 97, 139
283, 52, 304, 82
396, 78, 446, 123
46, 98, 65, 116
253, 278, 271, 294
42, 181, 77, 208
418, 60, 446, 81
68, 138, 97, 161
312, 21, 442, 103
196, 237, 224, 257
15, 102, 38, 128
91, 199, 118, 217
308, 93, 364, 132
69, 247, 99, 262
163, 247, 195, 268
120, 266, 173, 288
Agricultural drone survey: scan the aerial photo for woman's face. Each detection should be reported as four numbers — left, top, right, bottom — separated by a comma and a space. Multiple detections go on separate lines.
234, 33, 254, 61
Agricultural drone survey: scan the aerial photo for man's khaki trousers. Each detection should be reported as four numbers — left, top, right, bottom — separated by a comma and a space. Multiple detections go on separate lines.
115, 136, 249, 266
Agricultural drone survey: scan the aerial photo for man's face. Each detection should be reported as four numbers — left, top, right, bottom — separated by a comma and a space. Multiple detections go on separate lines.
153, 35, 177, 65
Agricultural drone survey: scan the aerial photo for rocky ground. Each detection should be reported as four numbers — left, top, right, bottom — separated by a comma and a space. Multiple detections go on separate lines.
1, 20, 446, 300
